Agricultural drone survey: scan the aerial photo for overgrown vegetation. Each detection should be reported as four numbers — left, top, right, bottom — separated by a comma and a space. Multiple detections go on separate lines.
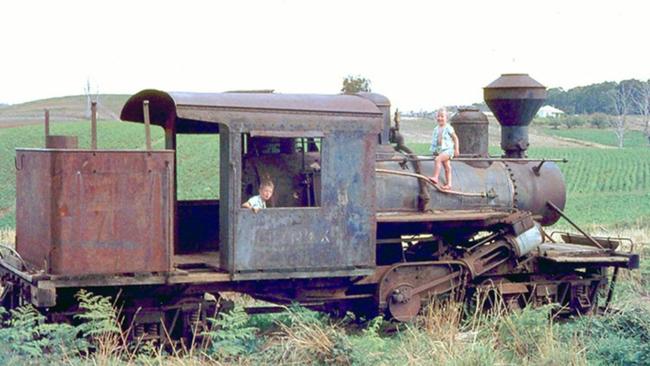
1, 287, 648, 365
0, 227, 646, 365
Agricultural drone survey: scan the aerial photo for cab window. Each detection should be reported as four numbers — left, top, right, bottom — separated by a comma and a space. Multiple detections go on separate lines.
240, 133, 322, 209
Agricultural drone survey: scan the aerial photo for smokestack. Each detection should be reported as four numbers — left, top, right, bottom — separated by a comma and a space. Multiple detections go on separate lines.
484, 74, 547, 158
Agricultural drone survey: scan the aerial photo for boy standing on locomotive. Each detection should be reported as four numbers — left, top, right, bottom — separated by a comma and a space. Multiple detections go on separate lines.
242, 180, 274, 213
429, 108, 460, 190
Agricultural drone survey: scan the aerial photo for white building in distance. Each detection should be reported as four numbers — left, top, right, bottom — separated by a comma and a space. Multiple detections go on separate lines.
537, 105, 565, 118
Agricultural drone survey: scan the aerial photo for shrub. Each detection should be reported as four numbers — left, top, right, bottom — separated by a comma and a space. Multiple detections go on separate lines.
74, 289, 121, 340
564, 114, 588, 129
259, 305, 352, 365
202, 304, 258, 359
348, 316, 394, 365
589, 112, 610, 129
0, 305, 86, 362
549, 117, 562, 129
558, 302, 650, 366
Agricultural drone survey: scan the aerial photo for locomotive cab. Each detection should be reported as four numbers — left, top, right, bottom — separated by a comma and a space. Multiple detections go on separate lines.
121, 90, 383, 280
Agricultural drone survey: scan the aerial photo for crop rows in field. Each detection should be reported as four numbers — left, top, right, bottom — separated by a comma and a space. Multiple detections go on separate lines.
528, 147, 650, 194
410, 143, 650, 229
528, 147, 650, 228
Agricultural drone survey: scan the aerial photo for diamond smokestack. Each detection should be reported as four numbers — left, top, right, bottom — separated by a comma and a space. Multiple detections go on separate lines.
484, 74, 547, 158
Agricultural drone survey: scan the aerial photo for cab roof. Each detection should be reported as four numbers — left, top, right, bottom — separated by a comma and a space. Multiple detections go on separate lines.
120, 89, 387, 134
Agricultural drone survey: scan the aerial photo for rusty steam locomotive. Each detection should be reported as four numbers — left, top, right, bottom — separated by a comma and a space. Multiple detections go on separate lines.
0, 74, 639, 340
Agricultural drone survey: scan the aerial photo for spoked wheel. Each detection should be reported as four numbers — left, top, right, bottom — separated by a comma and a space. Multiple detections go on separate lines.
379, 261, 466, 322
387, 284, 421, 322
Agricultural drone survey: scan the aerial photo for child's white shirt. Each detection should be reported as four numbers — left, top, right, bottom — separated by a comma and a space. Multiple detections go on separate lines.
246, 195, 267, 209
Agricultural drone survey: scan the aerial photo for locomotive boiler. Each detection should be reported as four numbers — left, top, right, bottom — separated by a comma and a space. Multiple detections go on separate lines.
0, 74, 639, 341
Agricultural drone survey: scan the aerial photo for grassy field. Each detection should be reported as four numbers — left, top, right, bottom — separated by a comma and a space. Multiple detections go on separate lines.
0, 94, 128, 127
1, 121, 649, 230
0, 120, 221, 228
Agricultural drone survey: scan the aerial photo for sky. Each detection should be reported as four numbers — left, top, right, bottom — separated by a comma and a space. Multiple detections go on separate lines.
1, 0, 648, 110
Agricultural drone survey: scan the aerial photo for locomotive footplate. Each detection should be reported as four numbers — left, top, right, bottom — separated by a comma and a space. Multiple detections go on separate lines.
538, 244, 639, 269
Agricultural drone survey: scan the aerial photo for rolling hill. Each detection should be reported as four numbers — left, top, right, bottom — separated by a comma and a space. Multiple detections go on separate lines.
0, 94, 129, 128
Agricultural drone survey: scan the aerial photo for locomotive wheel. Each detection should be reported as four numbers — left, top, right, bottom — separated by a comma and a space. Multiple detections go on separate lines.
378, 261, 466, 322
387, 284, 421, 322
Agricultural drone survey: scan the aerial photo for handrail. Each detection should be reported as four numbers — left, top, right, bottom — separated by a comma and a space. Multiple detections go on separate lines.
375, 168, 490, 198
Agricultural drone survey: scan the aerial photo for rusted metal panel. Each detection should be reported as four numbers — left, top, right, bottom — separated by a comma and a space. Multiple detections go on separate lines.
120, 90, 385, 134
46, 135, 78, 149
16, 149, 174, 276
506, 161, 565, 225
15, 151, 53, 271
230, 130, 376, 276
355, 92, 391, 144
450, 108, 489, 157
249, 130, 324, 138
558, 232, 623, 250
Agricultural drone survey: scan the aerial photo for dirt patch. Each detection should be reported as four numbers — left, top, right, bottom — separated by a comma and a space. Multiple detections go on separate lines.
0, 206, 14, 221
0, 228, 15, 246
400, 117, 605, 149
528, 133, 613, 148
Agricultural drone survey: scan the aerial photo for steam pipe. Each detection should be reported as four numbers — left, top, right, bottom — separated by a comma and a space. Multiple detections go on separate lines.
143, 100, 152, 151
44, 109, 50, 142
91, 101, 97, 150
375, 156, 568, 163
390, 111, 430, 211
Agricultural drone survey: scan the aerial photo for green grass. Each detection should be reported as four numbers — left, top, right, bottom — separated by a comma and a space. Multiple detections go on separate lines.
0, 120, 220, 228
530, 147, 650, 228
0, 94, 129, 127
544, 127, 650, 148
1, 122, 649, 230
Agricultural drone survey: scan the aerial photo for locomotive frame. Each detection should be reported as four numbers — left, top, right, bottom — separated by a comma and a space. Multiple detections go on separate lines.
0, 75, 640, 341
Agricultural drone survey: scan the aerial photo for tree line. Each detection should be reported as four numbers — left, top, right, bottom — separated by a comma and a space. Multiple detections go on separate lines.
546, 79, 650, 147
547, 79, 649, 115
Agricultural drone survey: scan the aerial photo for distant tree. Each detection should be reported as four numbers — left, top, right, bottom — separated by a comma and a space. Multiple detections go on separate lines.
589, 113, 609, 129
341, 75, 371, 94
548, 116, 562, 129
470, 102, 489, 112
563, 114, 587, 129
546, 82, 619, 115
633, 80, 650, 136
610, 81, 634, 148
546, 88, 573, 114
